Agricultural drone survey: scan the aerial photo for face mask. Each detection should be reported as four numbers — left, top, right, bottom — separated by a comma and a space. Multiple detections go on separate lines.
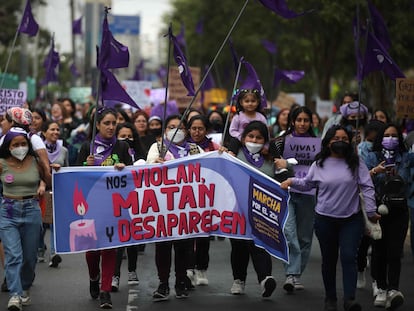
245, 142, 264, 154
363, 141, 373, 150
10, 146, 29, 161
382, 137, 399, 150
166, 129, 186, 143
330, 141, 350, 156
149, 128, 162, 137
210, 120, 223, 132
119, 138, 134, 148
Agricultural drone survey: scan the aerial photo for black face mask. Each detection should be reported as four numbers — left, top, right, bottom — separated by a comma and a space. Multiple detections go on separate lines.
149, 128, 162, 137
330, 141, 350, 156
210, 120, 223, 132
120, 138, 134, 148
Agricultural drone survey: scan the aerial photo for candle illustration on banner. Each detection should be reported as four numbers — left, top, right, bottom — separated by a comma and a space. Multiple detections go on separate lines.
69, 182, 97, 251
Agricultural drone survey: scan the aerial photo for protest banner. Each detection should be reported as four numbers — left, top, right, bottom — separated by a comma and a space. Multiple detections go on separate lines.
53, 151, 289, 262
283, 136, 321, 194
0, 88, 27, 115
396, 78, 414, 119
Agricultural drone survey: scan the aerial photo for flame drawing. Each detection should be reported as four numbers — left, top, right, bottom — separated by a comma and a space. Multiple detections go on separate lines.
73, 182, 89, 216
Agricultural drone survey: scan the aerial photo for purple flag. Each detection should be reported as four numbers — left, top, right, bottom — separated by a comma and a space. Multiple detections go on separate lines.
273, 69, 304, 86
131, 60, 145, 81
195, 19, 204, 35
169, 27, 195, 96
176, 23, 187, 49
100, 69, 139, 109
367, 0, 391, 51
240, 60, 267, 109
362, 31, 405, 80
98, 15, 129, 69
228, 38, 240, 72
258, 0, 314, 19
18, 0, 39, 37
41, 38, 60, 85
157, 65, 167, 87
70, 63, 80, 77
261, 39, 277, 54
72, 16, 82, 35
353, 18, 364, 81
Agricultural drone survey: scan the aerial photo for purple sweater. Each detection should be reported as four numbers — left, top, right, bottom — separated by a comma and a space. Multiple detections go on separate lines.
290, 157, 377, 218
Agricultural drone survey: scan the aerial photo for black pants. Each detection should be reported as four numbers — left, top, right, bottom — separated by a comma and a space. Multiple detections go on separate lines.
186, 237, 210, 270
114, 246, 138, 277
371, 208, 409, 290
230, 238, 272, 283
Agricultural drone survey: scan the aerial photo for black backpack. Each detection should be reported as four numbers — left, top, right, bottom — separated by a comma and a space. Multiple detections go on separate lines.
378, 174, 407, 211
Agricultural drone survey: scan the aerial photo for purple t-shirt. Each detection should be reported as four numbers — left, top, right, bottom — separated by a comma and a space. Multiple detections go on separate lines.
290, 157, 377, 218
229, 112, 267, 140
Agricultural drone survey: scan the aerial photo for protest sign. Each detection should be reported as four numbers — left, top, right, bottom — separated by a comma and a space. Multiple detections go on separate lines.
122, 80, 152, 109
53, 151, 289, 262
396, 78, 414, 118
0, 88, 26, 115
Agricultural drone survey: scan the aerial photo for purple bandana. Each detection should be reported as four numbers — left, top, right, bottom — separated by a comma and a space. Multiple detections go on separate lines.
165, 139, 191, 159
187, 136, 214, 151
93, 133, 116, 165
3, 127, 28, 144
242, 146, 264, 168
45, 139, 63, 164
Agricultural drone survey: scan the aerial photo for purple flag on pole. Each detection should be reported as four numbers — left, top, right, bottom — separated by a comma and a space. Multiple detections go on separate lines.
361, 31, 405, 80
41, 38, 60, 85
261, 39, 277, 54
273, 69, 304, 86
176, 23, 187, 49
367, 0, 391, 51
72, 16, 82, 35
195, 19, 204, 35
258, 0, 314, 19
131, 60, 144, 81
18, 0, 39, 37
240, 60, 267, 109
101, 68, 139, 109
70, 63, 80, 77
169, 27, 195, 96
98, 15, 130, 69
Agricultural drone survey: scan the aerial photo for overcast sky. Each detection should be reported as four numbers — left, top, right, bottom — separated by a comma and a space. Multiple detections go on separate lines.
43, 0, 172, 53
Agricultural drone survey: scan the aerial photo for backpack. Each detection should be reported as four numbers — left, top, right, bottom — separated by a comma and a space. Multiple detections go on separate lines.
378, 174, 407, 211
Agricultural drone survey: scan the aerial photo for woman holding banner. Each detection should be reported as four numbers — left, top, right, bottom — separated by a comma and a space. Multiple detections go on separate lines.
76, 107, 132, 309
228, 121, 277, 298
270, 106, 318, 293
146, 114, 203, 301
280, 125, 379, 311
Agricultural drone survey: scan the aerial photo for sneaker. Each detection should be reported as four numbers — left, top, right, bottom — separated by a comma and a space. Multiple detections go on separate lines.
293, 276, 304, 290
111, 276, 120, 292
261, 276, 276, 298
99, 291, 112, 309
195, 269, 208, 286
186, 269, 196, 286
153, 283, 170, 301
230, 279, 245, 295
127, 271, 139, 285
356, 271, 366, 289
90, 276, 100, 299
37, 248, 45, 263
385, 290, 404, 310
343, 299, 361, 311
49, 254, 62, 268
1, 277, 9, 292
374, 289, 387, 307
21, 290, 31, 306
175, 282, 189, 299
283, 275, 295, 293
372, 280, 379, 298
7, 295, 22, 311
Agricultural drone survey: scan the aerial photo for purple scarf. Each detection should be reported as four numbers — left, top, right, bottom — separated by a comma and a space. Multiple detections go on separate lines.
242, 145, 264, 168
93, 133, 116, 165
45, 139, 63, 164
165, 139, 191, 159
187, 136, 214, 151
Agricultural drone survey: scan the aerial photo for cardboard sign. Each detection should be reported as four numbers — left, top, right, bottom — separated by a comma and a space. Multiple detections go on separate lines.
168, 67, 201, 109
0, 88, 26, 115
396, 78, 414, 118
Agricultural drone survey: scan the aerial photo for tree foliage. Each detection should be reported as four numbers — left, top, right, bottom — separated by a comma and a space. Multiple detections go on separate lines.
166, 0, 414, 112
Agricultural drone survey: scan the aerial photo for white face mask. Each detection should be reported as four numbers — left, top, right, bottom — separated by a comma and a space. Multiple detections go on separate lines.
166, 129, 186, 143
245, 142, 263, 154
10, 146, 29, 161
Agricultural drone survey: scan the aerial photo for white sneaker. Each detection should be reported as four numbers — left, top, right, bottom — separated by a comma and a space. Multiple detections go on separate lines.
356, 271, 366, 289
372, 280, 379, 297
21, 290, 31, 305
293, 276, 304, 290
186, 269, 196, 286
195, 269, 208, 286
374, 288, 387, 307
385, 290, 404, 310
8, 295, 22, 311
111, 276, 120, 292
127, 271, 139, 285
230, 279, 245, 295
261, 276, 276, 298
283, 275, 295, 293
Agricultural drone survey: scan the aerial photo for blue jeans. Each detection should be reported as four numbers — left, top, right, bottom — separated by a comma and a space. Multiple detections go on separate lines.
314, 212, 364, 301
283, 192, 315, 276
0, 198, 42, 296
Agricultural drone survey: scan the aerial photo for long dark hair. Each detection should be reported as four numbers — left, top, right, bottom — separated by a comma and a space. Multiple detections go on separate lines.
284, 106, 316, 137
241, 120, 270, 144
372, 123, 406, 153
0, 131, 37, 159
315, 124, 359, 173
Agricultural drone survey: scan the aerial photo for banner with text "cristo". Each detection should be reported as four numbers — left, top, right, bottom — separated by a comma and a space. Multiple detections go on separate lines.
53, 151, 289, 262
